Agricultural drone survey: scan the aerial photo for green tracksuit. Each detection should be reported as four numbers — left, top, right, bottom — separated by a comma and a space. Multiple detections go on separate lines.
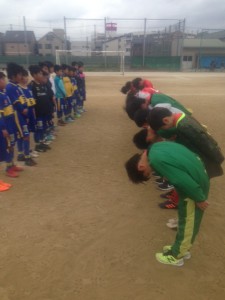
149, 141, 209, 258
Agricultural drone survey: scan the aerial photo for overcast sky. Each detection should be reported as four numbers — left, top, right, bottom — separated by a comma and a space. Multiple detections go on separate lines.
0, 0, 224, 40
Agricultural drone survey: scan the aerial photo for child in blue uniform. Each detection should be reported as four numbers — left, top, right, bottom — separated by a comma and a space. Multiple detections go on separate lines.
0, 71, 23, 177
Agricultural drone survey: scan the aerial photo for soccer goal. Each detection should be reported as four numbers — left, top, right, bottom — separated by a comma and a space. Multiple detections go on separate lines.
55, 50, 125, 75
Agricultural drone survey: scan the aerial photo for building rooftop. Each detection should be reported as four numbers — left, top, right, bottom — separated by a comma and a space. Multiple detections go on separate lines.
4, 30, 36, 43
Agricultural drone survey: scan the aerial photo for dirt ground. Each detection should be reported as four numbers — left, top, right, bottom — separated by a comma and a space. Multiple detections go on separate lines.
0, 72, 225, 300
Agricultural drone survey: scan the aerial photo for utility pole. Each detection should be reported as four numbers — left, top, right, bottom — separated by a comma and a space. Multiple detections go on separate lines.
23, 16, 29, 67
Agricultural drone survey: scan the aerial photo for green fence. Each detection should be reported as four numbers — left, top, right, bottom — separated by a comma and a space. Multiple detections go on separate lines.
0, 54, 181, 71
131, 56, 181, 71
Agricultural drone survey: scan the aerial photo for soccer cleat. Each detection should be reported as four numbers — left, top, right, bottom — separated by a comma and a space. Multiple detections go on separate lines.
160, 190, 175, 199
155, 252, 184, 267
159, 199, 178, 209
30, 151, 39, 158
40, 143, 51, 150
57, 120, 66, 126
0, 183, 10, 191
17, 154, 25, 161
163, 245, 191, 260
0, 180, 12, 188
35, 144, 46, 152
74, 113, 81, 118
25, 158, 37, 166
154, 177, 164, 185
152, 172, 161, 179
11, 165, 24, 172
157, 182, 174, 191
6, 168, 19, 178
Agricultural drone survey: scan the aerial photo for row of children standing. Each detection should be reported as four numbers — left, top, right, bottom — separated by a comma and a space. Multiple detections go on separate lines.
0, 61, 86, 191
121, 78, 223, 266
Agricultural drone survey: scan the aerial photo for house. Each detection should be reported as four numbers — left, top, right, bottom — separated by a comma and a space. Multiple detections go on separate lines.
0, 32, 4, 55
172, 38, 225, 70
102, 34, 132, 56
38, 29, 70, 56
4, 30, 36, 55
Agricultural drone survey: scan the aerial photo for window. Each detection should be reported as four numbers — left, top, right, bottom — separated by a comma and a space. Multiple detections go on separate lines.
55, 46, 59, 49
183, 56, 192, 62
38, 44, 42, 49
45, 44, 52, 49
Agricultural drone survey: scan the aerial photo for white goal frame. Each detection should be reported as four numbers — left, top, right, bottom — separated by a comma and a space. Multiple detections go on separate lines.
55, 49, 125, 75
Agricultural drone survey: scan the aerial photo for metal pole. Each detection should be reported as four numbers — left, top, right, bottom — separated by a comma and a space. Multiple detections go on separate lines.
64, 16, 67, 51
104, 17, 107, 70
179, 18, 186, 71
23, 16, 29, 67
143, 18, 147, 67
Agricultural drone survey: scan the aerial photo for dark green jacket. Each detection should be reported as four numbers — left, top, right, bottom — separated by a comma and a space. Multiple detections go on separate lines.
149, 142, 209, 201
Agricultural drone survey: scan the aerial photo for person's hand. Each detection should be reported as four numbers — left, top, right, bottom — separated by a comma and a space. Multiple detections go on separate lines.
22, 108, 28, 115
2, 129, 9, 138
196, 201, 209, 211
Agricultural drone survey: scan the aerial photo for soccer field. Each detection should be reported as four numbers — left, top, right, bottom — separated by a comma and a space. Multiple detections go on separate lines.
0, 72, 224, 300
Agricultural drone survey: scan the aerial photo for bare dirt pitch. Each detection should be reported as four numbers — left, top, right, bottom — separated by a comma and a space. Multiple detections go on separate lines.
0, 72, 225, 300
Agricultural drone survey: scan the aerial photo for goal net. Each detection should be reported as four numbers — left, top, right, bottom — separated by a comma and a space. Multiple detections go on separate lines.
55, 50, 125, 75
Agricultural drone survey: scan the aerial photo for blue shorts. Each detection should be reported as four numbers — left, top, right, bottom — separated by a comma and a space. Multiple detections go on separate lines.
4, 115, 19, 145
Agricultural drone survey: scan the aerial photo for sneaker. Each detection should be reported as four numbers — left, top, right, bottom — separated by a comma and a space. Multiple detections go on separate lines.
160, 190, 175, 199
154, 178, 164, 185
159, 199, 178, 209
152, 172, 161, 179
6, 168, 19, 178
166, 221, 178, 229
0, 183, 10, 191
155, 252, 184, 267
163, 245, 191, 260
35, 144, 46, 153
157, 182, 174, 191
17, 154, 25, 161
30, 151, 39, 158
11, 165, 24, 172
74, 113, 81, 118
25, 157, 37, 166
57, 120, 66, 126
40, 143, 51, 150
0, 180, 12, 188
65, 117, 74, 123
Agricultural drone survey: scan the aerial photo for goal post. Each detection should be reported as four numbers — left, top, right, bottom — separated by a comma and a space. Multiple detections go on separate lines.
55, 50, 125, 75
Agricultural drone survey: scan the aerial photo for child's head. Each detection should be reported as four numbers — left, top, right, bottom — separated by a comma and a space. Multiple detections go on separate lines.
125, 151, 152, 184
41, 70, 49, 84
54, 65, 63, 76
148, 107, 173, 131
78, 61, 84, 71
61, 64, 69, 75
20, 69, 29, 86
6, 62, 24, 82
0, 72, 6, 89
71, 61, 78, 69
133, 129, 152, 150
121, 81, 132, 94
44, 61, 54, 74
29, 65, 43, 83
68, 66, 74, 77
134, 108, 149, 128
132, 77, 143, 91
125, 98, 147, 120
39, 61, 49, 74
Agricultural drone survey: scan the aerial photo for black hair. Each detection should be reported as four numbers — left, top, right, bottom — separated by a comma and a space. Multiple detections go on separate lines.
134, 108, 149, 127
28, 65, 42, 76
39, 61, 48, 69
0, 71, 6, 79
125, 98, 145, 120
54, 64, 62, 72
78, 61, 84, 67
42, 70, 49, 76
6, 62, 24, 79
71, 61, 78, 67
125, 154, 150, 184
121, 81, 132, 94
133, 129, 151, 149
21, 69, 29, 77
61, 64, 69, 70
44, 61, 54, 68
148, 107, 172, 131
132, 77, 142, 90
